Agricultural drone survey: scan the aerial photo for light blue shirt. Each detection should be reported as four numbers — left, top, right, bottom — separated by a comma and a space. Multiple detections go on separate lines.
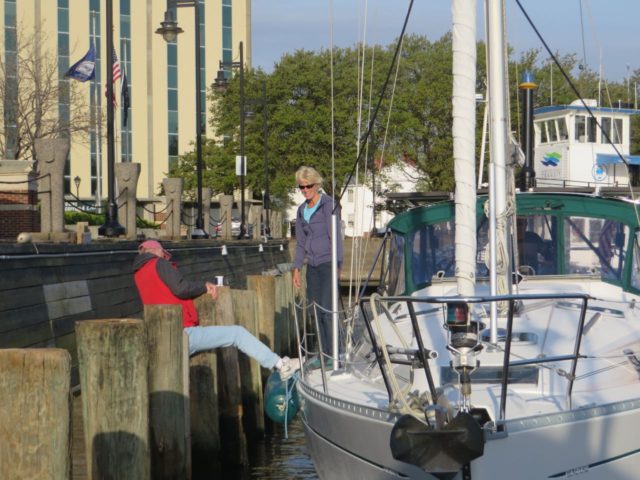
303, 198, 321, 223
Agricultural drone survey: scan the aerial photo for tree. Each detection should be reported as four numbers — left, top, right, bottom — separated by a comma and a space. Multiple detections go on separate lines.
0, 26, 93, 161
170, 32, 636, 208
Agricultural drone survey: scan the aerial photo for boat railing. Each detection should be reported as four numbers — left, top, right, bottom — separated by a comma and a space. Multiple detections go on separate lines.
358, 292, 592, 422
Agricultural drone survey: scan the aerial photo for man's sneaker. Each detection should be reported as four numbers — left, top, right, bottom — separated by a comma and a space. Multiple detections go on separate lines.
278, 356, 301, 381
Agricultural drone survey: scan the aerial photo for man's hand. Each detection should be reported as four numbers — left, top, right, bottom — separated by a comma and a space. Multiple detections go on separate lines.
205, 282, 218, 301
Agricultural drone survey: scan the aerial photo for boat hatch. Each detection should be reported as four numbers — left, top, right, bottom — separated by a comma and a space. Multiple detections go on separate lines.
440, 365, 539, 385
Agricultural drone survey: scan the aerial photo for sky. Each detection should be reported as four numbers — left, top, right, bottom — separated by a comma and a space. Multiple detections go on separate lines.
252, 0, 640, 83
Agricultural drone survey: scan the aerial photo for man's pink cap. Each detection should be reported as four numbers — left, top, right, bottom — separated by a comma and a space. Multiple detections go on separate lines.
138, 239, 171, 259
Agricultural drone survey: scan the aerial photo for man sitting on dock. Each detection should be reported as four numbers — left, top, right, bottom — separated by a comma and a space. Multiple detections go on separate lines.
133, 240, 297, 380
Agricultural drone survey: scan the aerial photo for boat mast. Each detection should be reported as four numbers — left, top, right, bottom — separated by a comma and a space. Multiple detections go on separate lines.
452, 0, 477, 298
486, 0, 511, 343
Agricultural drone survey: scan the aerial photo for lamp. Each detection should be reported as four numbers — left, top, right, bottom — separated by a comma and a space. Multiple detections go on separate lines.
156, 0, 208, 239
73, 176, 81, 199
214, 41, 248, 239
98, 0, 125, 237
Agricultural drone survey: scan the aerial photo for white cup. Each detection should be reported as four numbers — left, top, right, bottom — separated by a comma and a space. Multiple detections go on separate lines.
216, 276, 224, 286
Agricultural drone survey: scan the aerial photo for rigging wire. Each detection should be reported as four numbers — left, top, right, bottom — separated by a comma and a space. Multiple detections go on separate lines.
578, 0, 588, 71
514, 0, 640, 226
333, 0, 415, 213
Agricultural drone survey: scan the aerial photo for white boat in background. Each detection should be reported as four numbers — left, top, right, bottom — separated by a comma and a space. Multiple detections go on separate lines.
293, 0, 640, 479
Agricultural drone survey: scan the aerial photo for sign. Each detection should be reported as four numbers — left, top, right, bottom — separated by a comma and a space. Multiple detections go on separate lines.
236, 155, 247, 176
592, 163, 607, 182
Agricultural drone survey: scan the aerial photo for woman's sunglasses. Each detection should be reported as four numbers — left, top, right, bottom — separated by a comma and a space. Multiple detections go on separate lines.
299, 184, 316, 190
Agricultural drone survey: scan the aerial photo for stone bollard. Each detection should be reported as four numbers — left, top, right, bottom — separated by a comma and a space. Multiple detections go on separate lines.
0, 349, 71, 480
251, 205, 263, 240
271, 211, 282, 239
36, 138, 70, 234
163, 178, 183, 240
201, 187, 212, 237
76, 320, 150, 480
116, 162, 141, 239
219, 194, 233, 240
143, 305, 190, 480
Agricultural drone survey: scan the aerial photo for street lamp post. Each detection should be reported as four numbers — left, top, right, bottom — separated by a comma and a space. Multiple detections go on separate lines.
74, 176, 81, 199
244, 80, 270, 238
214, 41, 247, 239
156, 0, 208, 238
98, 0, 125, 237
259, 80, 270, 238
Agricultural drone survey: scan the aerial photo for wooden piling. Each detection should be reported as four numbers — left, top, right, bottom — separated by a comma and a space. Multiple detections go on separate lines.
144, 305, 190, 480
76, 319, 149, 480
214, 286, 248, 466
274, 274, 287, 355
247, 275, 276, 349
0, 349, 71, 480
231, 289, 265, 440
191, 295, 220, 475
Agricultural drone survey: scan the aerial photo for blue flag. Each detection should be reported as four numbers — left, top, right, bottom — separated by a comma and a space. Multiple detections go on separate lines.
65, 44, 96, 82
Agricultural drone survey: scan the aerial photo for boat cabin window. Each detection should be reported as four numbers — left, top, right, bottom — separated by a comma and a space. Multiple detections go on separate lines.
564, 217, 628, 280
539, 121, 548, 143
410, 220, 455, 285
631, 232, 640, 290
575, 115, 596, 143
387, 234, 406, 295
537, 119, 568, 144
557, 118, 569, 141
601, 117, 623, 144
516, 215, 557, 275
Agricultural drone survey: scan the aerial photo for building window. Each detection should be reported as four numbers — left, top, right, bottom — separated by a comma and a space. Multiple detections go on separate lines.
222, 0, 232, 67
58, 0, 71, 193
89, 0, 101, 197
167, 40, 178, 170
4, 0, 17, 160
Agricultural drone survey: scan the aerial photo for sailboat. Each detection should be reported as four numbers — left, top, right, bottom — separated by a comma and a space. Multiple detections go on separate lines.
293, 0, 640, 479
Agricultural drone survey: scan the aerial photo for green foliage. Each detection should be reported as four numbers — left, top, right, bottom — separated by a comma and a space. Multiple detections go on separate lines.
168, 32, 636, 204
64, 210, 159, 229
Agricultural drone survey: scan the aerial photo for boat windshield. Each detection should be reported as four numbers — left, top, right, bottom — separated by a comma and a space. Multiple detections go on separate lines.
386, 208, 631, 294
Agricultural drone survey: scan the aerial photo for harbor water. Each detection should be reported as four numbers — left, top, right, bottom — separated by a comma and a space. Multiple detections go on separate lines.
248, 418, 318, 480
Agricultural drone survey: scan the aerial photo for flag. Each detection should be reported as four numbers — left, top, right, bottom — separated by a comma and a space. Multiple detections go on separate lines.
65, 44, 96, 82
122, 73, 130, 127
111, 48, 122, 83
105, 48, 121, 105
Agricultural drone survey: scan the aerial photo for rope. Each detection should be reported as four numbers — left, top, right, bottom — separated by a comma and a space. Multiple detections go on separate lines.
369, 293, 428, 424
0, 172, 50, 184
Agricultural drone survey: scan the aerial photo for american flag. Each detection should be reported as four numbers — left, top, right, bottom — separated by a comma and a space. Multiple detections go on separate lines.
105, 48, 121, 105
111, 48, 121, 83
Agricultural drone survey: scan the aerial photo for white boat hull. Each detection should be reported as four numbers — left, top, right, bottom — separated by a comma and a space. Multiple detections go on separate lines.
298, 376, 640, 479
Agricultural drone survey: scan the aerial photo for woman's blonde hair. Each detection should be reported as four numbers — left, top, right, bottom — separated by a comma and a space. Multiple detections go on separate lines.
295, 166, 323, 186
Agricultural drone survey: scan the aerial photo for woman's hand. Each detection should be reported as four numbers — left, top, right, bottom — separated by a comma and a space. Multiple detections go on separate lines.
205, 282, 218, 301
293, 269, 301, 289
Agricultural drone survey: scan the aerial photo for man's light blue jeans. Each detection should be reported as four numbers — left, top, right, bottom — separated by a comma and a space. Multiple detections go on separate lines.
185, 325, 280, 369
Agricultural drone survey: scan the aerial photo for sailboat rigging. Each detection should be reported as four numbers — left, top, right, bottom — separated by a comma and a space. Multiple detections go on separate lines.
292, 0, 640, 479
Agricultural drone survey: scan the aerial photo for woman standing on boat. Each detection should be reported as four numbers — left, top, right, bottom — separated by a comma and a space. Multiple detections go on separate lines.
292, 166, 343, 355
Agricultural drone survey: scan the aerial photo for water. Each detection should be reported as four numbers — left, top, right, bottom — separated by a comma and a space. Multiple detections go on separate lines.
248, 418, 318, 480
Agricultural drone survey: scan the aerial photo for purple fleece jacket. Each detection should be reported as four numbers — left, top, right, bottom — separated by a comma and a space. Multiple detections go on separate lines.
293, 193, 343, 270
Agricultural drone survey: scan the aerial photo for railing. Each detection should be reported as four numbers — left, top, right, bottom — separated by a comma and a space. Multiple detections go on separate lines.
355, 292, 591, 421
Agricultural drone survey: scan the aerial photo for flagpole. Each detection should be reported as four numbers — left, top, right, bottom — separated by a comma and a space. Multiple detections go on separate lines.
98, 0, 124, 237
123, 42, 129, 161
92, 11, 102, 207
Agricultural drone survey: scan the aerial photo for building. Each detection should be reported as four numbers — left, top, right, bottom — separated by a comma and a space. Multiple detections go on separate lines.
1, 0, 250, 204
534, 99, 640, 187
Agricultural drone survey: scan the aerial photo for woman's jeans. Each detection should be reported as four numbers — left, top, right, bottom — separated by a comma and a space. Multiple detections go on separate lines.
185, 325, 280, 369
306, 261, 336, 354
